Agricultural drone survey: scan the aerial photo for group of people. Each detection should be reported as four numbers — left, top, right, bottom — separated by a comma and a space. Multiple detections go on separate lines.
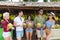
1, 8, 55, 40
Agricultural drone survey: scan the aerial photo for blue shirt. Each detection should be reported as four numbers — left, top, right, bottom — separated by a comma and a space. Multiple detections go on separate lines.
46, 20, 55, 30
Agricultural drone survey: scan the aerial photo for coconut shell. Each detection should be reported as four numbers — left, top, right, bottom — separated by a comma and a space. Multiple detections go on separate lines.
7, 23, 13, 29
36, 23, 41, 28
27, 23, 32, 27
23, 23, 27, 28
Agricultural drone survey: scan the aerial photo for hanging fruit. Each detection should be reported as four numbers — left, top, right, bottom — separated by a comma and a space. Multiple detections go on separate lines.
54, 16, 58, 21
10, 15, 15, 20
23, 15, 27, 21
0, 14, 2, 17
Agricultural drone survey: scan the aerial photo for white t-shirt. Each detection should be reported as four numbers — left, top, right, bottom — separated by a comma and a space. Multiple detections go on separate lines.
14, 16, 24, 31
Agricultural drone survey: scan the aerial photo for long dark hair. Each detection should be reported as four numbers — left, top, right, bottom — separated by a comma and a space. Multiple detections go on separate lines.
27, 15, 33, 21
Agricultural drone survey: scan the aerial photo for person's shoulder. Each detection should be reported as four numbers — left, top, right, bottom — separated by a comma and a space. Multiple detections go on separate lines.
1, 20, 4, 22
1, 20, 6, 24
35, 16, 38, 18
14, 16, 18, 21
21, 17, 24, 20
14, 16, 18, 19
43, 15, 45, 17
46, 20, 49, 23
26, 20, 28, 22
53, 20, 55, 23
22, 17, 24, 19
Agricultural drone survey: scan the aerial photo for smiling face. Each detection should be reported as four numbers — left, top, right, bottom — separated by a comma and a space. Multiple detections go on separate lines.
28, 16, 31, 20
3, 12, 10, 20
49, 15, 53, 19
19, 11, 23, 17
38, 9, 43, 15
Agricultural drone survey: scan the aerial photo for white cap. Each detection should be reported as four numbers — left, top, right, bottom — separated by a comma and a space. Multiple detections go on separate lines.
51, 12, 55, 16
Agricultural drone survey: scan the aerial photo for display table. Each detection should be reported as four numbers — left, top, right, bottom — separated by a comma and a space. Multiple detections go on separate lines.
50, 29, 60, 40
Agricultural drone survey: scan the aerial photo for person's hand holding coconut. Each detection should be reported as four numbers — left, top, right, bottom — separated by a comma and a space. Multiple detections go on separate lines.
7, 23, 13, 30
36, 23, 41, 28
23, 23, 27, 28
27, 22, 32, 28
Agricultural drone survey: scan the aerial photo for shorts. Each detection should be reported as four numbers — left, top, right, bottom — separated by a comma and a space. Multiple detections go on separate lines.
26, 28, 33, 33
36, 29, 46, 38
3, 32, 11, 38
16, 31, 24, 38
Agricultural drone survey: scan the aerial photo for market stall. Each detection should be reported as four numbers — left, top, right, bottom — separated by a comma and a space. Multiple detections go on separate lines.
0, 2, 60, 40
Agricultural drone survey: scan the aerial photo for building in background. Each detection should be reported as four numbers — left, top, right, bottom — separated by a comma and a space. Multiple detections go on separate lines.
0, 0, 60, 2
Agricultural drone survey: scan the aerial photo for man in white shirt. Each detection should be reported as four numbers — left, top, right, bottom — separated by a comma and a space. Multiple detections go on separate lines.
14, 11, 24, 40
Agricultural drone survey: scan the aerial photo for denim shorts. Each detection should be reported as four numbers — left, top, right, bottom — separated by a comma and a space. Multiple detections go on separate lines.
16, 31, 24, 38
26, 28, 33, 33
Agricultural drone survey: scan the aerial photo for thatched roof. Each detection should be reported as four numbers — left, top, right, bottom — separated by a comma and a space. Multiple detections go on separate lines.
0, 2, 60, 7
0, 2, 60, 10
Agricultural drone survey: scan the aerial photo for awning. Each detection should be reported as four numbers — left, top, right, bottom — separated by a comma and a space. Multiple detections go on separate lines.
0, 2, 60, 10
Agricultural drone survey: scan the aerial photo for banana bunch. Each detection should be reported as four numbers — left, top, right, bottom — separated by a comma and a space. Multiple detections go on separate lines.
54, 16, 58, 21
23, 15, 27, 21
0, 13, 2, 18
55, 24, 60, 29
10, 15, 15, 20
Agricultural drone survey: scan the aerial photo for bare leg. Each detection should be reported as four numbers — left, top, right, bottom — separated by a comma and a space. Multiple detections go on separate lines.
9, 36, 12, 40
30, 32, 33, 40
38, 38, 40, 40
4, 37, 10, 40
42, 38, 46, 40
26, 32, 29, 40
17, 37, 22, 40
46, 34, 51, 40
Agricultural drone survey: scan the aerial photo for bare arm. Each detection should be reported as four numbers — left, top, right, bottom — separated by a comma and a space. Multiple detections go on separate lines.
13, 21, 20, 27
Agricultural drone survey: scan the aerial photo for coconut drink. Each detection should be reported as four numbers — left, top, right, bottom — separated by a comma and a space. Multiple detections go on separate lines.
27, 22, 32, 28
36, 23, 41, 28
7, 23, 13, 29
23, 23, 27, 28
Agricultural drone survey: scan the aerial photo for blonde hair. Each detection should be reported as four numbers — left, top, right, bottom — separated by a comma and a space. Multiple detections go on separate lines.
3, 12, 9, 19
